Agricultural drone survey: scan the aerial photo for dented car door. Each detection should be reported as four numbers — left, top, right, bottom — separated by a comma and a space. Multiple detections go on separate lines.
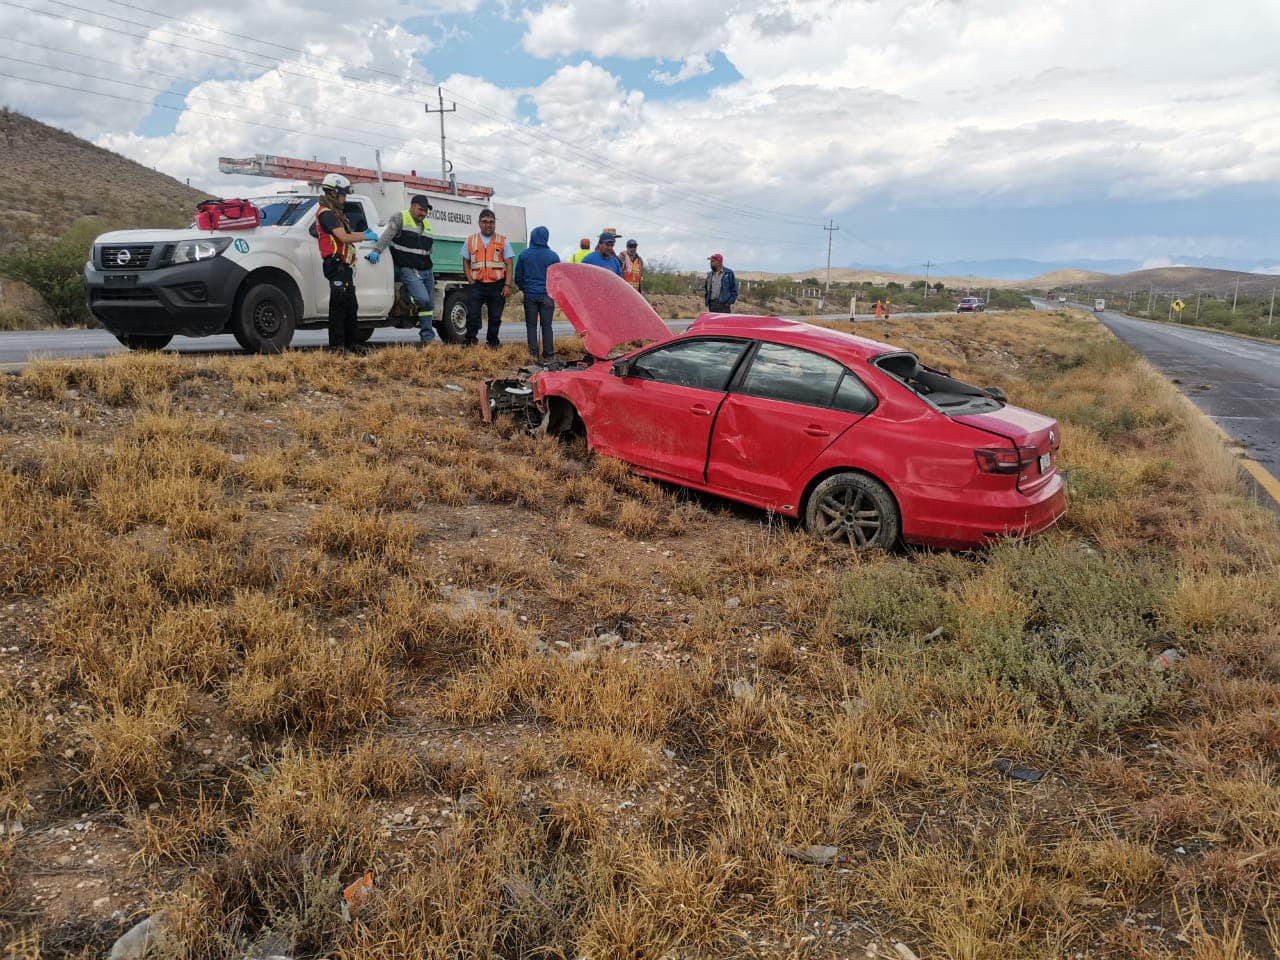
588, 338, 750, 482
706, 343, 876, 507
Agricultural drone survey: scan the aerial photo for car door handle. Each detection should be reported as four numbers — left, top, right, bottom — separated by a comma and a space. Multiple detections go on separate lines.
690, 403, 713, 417
803, 425, 830, 437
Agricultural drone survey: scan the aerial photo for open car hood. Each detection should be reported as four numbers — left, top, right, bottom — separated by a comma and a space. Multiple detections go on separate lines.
546, 262, 672, 357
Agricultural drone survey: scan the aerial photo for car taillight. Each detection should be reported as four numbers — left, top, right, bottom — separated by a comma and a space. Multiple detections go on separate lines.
975, 445, 1038, 474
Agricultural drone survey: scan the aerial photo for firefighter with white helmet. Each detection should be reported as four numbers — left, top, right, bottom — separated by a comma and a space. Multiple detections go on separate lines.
315, 173, 378, 352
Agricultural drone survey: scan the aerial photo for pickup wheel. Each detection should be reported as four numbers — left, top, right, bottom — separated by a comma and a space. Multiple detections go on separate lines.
114, 333, 172, 351
232, 281, 296, 354
354, 325, 375, 344
436, 289, 467, 344
805, 472, 899, 550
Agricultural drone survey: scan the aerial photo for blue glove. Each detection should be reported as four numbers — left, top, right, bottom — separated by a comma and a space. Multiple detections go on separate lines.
363, 229, 378, 242
365, 250, 380, 264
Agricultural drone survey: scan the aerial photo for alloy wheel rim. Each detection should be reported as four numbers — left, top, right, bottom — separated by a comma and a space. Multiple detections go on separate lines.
816, 485, 882, 548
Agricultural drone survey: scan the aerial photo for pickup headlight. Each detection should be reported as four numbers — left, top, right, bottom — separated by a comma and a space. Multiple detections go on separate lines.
170, 237, 232, 265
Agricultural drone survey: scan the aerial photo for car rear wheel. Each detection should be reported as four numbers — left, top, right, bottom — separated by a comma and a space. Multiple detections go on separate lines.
114, 333, 172, 351
436, 289, 467, 344
805, 472, 899, 550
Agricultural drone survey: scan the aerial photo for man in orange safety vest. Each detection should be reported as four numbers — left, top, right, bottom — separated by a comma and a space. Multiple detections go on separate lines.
462, 208, 513, 346
621, 239, 644, 291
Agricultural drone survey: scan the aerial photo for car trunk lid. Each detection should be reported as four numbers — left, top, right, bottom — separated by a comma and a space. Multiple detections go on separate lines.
546, 262, 673, 358
954, 406, 1060, 493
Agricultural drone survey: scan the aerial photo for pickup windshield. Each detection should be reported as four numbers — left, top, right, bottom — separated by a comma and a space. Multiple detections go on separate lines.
254, 198, 317, 226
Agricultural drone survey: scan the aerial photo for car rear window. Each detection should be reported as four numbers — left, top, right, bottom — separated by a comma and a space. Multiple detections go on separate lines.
628, 338, 748, 391
738, 343, 854, 409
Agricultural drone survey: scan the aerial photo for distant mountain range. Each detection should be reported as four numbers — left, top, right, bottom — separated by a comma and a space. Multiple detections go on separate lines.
842, 257, 1280, 282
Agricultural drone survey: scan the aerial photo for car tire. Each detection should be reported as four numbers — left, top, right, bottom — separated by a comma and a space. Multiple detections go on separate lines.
805, 472, 900, 550
232, 281, 296, 354
114, 333, 172, 351
436, 289, 467, 344
354, 325, 375, 344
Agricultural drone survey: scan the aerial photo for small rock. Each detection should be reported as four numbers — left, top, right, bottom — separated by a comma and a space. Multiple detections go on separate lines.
780, 843, 840, 866
458, 794, 481, 817
729, 678, 756, 702
108, 914, 165, 960
360, 432, 379, 447
0, 820, 23, 837
725, 596, 741, 609
444, 383, 464, 392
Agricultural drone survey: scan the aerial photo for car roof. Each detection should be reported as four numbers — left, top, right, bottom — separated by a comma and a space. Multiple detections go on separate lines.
684, 314, 900, 361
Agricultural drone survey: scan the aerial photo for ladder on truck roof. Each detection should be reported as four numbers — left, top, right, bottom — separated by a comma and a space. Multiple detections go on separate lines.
216, 154, 494, 200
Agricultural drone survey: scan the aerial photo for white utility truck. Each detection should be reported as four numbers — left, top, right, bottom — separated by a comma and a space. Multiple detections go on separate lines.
83, 155, 527, 352
1093, 298, 1106, 312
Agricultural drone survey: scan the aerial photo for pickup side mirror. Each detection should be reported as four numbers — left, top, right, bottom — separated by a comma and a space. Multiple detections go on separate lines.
984, 385, 1007, 402
611, 358, 631, 378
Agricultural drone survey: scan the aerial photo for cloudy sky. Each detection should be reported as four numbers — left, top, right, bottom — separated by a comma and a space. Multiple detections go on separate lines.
2, 0, 1278, 274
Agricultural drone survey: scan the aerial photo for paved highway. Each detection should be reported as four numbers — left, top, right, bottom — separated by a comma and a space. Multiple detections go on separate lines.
1034, 299, 1280, 504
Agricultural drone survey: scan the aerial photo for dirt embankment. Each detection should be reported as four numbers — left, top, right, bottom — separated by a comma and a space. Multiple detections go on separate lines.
2, 313, 1278, 957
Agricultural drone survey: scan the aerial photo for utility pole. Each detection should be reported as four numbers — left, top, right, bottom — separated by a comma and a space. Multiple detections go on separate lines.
1232, 276, 1240, 313
1147, 286, 1154, 313
425, 87, 457, 189
1195, 289, 1202, 322
823, 220, 839, 307
922, 260, 932, 300
1270, 287, 1276, 325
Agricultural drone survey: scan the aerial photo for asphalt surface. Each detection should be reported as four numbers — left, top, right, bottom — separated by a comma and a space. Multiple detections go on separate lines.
1034, 298, 1280, 505
0, 309, 954, 369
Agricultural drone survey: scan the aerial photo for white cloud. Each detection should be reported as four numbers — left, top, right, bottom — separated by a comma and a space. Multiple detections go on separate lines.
650, 54, 713, 86
3, 0, 1277, 270
521, 0, 736, 59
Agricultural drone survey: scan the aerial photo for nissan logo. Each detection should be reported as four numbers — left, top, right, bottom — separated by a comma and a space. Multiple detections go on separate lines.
116, 248, 131, 265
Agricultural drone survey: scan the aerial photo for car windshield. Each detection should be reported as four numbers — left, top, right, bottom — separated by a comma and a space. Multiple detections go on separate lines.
253, 197, 317, 226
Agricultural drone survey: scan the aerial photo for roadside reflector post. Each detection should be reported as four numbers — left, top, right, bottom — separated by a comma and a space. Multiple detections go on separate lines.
850, 296, 857, 321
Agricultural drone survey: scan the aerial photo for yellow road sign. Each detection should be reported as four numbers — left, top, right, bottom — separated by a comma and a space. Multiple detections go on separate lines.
1172, 299, 1186, 312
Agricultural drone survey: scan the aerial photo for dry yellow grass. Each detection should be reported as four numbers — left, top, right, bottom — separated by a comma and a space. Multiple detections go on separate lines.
1, 313, 1278, 957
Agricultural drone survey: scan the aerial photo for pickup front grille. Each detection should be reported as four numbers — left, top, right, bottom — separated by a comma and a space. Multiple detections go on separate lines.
100, 245, 154, 270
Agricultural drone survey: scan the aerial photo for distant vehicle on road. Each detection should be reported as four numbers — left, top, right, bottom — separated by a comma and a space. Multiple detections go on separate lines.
1093, 299, 1106, 312
515, 265, 1065, 551
1057, 296, 1067, 303
957, 297, 985, 313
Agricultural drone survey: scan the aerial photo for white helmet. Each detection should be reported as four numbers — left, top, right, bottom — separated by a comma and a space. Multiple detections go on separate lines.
321, 173, 351, 194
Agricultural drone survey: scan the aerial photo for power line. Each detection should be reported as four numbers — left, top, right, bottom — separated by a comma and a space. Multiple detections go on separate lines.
0, 63, 822, 252
11, 0, 826, 231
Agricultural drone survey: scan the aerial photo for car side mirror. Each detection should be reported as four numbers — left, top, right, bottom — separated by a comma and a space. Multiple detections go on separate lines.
984, 385, 1007, 402
612, 358, 630, 378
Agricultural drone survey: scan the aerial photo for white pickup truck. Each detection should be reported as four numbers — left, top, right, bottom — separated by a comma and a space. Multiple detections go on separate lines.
83, 183, 527, 352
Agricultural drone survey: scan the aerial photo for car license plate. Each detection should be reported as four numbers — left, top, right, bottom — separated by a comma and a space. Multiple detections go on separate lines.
1038, 452, 1051, 473
104, 274, 138, 286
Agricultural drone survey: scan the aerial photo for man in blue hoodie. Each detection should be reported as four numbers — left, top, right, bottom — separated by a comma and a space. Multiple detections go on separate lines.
513, 225, 561, 361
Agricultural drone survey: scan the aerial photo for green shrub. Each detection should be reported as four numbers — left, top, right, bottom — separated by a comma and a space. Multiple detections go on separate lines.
835, 542, 1174, 741
0, 217, 105, 328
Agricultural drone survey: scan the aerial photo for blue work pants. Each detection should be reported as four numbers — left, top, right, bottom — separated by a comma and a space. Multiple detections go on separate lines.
398, 267, 436, 342
522, 295, 556, 359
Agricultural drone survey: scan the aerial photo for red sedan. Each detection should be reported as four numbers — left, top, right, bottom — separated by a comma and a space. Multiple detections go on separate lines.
529, 264, 1065, 549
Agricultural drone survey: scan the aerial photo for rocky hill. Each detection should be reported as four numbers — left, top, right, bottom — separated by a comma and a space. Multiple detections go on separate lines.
0, 109, 205, 253
1022, 268, 1111, 289
1072, 266, 1279, 298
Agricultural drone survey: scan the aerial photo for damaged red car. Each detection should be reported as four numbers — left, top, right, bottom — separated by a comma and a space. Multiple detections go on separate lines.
501, 263, 1065, 550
